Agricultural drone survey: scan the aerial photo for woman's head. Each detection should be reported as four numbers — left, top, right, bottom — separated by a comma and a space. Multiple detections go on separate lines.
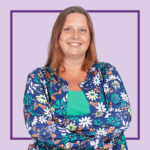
45, 6, 99, 76
59, 12, 91, 61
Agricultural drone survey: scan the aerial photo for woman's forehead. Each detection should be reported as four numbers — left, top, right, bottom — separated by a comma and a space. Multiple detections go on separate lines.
63, 13, 88, 27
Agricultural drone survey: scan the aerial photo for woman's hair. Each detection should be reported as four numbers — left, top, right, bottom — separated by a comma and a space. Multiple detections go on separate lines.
44, 6, 99, 76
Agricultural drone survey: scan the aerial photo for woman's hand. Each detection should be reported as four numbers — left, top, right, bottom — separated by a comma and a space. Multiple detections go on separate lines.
103, 138, 113, 149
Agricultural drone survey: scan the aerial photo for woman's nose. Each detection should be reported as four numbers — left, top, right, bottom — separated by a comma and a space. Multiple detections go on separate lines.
71, 30, 80, 39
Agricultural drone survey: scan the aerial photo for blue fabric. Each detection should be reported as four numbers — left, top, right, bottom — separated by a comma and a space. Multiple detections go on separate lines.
23, 61, 131, 150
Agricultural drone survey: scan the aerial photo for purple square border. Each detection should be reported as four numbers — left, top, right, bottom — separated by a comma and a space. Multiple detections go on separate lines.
10, 10, 140, 140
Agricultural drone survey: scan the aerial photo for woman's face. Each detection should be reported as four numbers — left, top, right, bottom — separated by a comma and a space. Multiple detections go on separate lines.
59, 13, 90, 58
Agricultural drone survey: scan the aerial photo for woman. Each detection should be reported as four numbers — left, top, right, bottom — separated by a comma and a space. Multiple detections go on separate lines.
23, 6, 132, 150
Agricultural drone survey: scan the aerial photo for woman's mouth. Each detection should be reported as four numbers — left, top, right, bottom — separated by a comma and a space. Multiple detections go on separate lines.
68, 43, 82, 47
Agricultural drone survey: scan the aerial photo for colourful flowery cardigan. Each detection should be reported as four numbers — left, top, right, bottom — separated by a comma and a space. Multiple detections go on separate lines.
23, 61, 132, 150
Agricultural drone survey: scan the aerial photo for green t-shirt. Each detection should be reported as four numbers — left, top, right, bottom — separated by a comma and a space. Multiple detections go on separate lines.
66, 90, 91, 116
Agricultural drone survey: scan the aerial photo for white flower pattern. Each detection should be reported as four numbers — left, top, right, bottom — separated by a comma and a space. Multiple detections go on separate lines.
79, 116, 92, 128
23, 62, 131, 150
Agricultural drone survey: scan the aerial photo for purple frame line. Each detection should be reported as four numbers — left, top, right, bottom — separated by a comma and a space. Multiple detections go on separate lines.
10, 10, 140, 140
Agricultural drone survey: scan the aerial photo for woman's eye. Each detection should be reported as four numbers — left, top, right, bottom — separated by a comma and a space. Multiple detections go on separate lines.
65, 28, 70, 31
64, 28, 86, 32
80, 29, 86, 32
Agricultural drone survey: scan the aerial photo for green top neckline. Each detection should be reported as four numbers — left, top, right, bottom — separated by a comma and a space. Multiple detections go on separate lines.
66, 89, 90, 117
68, 90, 83, 92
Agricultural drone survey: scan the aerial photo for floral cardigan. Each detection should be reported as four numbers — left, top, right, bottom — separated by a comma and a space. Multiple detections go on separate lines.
23, 61, 132, 150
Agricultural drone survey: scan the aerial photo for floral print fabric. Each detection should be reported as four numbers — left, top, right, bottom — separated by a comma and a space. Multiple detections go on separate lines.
23, 62, 132, 150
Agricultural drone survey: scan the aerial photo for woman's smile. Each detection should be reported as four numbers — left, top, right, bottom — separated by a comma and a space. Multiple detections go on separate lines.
68, 42, 82, 47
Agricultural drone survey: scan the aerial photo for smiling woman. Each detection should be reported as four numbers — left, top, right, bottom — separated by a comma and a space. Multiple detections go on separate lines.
23, 6, 131, 150
59, 12, 90, 59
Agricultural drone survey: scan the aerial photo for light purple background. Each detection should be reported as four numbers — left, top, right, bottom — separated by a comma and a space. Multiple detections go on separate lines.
13, 12, 137, 139
1, 1, 149, 150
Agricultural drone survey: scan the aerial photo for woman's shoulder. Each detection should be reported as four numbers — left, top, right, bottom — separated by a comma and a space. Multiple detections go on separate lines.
27, 66, 50, 79
27, 62, 117, 79
95, 61, 116, 73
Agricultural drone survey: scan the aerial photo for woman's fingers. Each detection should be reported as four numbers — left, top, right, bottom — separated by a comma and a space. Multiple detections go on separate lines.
103, 138, 112, 149
104, 144, 113, 149
103, 138, 108, 142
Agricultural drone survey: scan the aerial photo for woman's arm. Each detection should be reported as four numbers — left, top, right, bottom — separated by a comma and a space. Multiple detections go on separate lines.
62, 63, 132, 140
23, 70, 104, 149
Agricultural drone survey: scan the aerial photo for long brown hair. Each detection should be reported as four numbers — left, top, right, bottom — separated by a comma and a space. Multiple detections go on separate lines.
44, 6, 99, 76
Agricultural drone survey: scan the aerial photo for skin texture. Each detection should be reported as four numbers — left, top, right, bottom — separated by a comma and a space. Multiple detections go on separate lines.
58, 13, 113, 149
103, 138, 113, 149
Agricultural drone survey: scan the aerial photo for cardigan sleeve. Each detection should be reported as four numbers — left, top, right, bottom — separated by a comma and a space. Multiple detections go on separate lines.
62, 63, 132, 140
23, 70, 104, 149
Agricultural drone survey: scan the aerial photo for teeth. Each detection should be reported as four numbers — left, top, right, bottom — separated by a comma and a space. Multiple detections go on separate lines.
69, 43, 80, 46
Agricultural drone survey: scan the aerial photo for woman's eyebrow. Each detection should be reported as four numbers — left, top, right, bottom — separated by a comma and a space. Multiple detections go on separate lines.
64, 25, 88, 28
